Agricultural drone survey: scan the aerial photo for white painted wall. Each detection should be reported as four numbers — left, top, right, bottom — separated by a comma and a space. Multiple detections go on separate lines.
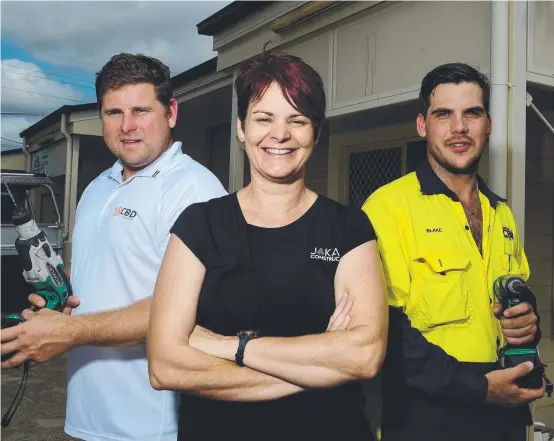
528, 2, 554, 79
284, 33, 332, 110
214, 2, 377, 72
333, 1, 491, 111
217, 2, 491, 118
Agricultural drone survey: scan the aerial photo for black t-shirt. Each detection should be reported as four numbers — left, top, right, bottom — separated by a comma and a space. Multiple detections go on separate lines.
171, 193, 376, 441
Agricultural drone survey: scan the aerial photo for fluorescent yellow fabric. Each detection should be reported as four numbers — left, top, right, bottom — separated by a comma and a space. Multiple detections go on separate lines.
362, 171, 529, 363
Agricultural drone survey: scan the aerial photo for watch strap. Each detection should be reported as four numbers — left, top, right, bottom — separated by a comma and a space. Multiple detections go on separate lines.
235, 330, 258, 367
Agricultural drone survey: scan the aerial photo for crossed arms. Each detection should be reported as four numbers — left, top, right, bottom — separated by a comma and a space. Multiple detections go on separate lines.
147, 234, 388, 401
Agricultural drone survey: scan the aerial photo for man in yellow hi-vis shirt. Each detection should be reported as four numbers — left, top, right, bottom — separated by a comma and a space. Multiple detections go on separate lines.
363, 63, 545, 441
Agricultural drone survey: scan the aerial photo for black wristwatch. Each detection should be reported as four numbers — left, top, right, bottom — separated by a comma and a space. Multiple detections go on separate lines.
235, 330, 258, 367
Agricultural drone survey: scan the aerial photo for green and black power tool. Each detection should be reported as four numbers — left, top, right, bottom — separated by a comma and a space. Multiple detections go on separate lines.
1, 177, 72, 426
494, 275, 552, 396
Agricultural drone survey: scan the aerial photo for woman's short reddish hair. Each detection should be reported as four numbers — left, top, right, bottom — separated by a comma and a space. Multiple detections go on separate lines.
234, 52, 326, 136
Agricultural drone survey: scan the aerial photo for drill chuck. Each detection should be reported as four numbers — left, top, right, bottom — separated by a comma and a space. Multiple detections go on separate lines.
14, 217, 41, 241
494, 275, 527, 310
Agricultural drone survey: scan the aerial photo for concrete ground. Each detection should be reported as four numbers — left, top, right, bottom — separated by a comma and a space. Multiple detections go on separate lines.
1, 355, 78, 441
3, 354, 549, 441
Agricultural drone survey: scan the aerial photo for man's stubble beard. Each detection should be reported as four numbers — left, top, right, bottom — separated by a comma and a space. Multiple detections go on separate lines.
428, 137, 487, 176
120, 133, 174, 172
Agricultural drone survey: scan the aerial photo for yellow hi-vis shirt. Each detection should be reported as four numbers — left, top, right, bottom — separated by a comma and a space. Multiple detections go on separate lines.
362, 161, 529, 363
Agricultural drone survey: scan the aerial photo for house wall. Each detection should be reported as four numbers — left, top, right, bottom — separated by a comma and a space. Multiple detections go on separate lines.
1, 152, 27, 170
329, 1, 490, 113
284, 33, 332, 110
30, 138, 66, 177
72, 118, 102, 137
217, 2, 491, 117
528, 2, 554, 86
26, 139, 67, 223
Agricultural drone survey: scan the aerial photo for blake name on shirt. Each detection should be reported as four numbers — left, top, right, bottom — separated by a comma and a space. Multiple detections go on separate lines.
310, 247, 341, 262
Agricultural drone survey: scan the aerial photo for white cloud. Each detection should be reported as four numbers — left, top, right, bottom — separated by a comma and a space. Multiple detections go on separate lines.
1, 1, 231, 76
0, 1, 231, 149
1, 115, 41, 151
1, 59, 87, 113
1, 59, 85, 150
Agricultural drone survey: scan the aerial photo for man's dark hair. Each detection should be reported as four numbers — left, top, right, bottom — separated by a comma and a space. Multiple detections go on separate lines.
95, 53, 172, 109
419, 63, 491, 117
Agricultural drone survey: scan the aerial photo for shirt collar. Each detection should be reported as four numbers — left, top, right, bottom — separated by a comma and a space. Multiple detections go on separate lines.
415, 159, 506, 208
109, 141, 182, 183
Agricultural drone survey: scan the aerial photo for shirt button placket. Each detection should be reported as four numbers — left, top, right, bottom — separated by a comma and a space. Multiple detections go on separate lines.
98, 185, 122, 228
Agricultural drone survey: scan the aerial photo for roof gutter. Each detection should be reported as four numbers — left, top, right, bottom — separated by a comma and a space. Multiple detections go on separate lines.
60, 113, 73, 240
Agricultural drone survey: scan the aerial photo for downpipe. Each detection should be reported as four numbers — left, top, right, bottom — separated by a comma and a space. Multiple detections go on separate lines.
60, 113, 73, 240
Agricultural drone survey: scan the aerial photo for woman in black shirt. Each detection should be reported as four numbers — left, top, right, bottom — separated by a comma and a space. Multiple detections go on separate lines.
148, 52, 387, 441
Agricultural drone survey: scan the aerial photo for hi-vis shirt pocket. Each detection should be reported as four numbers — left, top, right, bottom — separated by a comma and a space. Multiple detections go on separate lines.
501, 253, 524, 276
501, 226, 524, 276
411, 253, 472, 331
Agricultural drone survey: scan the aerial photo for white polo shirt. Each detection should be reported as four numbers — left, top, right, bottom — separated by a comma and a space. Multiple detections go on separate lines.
65, 142, 227, 441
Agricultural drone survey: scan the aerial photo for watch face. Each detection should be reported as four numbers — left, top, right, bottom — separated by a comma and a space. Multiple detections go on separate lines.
240, 330, 258, 338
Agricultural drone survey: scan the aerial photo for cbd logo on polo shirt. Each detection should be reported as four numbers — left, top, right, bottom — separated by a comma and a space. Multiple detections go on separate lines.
113, 205, 137, 221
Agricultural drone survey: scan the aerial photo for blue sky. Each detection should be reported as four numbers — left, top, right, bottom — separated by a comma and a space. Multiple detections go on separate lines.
1, 1, 230, 152
2, 37, 98, 103
2, 37, 95, 151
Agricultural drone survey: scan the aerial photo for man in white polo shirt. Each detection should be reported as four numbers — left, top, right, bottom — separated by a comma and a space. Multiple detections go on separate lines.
0, 53, 226, 441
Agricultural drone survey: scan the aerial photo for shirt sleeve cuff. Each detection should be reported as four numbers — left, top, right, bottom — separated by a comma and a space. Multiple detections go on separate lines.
455, 367, 489, 404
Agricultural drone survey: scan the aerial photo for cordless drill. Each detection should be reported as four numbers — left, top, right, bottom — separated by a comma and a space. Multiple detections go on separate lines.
494, 275, 552, 395
1, 178, 73, 427
1, 178, 72, 361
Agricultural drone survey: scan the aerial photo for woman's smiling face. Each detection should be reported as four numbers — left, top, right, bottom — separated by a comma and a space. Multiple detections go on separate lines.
237, 81, 315, 183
